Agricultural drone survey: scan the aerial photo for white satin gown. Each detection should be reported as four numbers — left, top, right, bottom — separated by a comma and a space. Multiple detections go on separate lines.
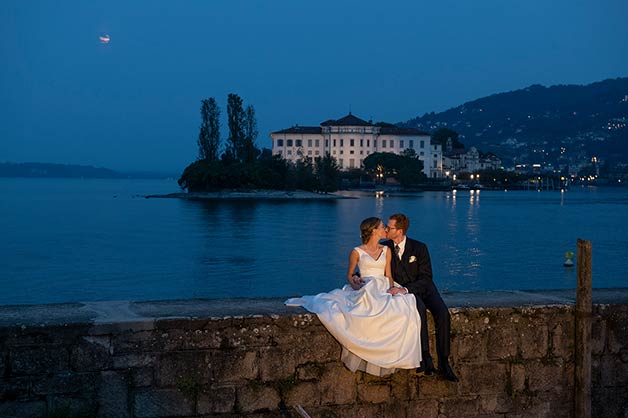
285, 246, 422, 376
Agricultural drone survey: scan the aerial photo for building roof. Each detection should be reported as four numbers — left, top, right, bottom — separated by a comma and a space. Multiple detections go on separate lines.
271, 126, 322, 135
320, 113, 372, 127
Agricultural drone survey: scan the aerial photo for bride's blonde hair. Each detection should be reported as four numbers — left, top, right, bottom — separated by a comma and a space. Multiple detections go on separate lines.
360, 217, 382, 244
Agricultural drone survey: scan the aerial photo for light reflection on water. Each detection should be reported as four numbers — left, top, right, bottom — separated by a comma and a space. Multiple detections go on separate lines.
1, 178, 627, 305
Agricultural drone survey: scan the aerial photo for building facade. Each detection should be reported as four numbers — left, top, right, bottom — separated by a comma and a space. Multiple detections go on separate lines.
270, 114, 443, 178
442, 146, 502, 176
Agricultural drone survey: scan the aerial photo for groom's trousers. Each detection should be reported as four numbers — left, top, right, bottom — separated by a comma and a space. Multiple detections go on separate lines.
415, 283, 451, 365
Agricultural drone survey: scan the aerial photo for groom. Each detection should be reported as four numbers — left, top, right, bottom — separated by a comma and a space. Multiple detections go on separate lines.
383, 213, 458, 382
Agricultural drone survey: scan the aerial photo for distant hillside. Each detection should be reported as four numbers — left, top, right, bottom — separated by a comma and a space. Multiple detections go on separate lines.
401, 77, 628, 167
0, 162, 124, 178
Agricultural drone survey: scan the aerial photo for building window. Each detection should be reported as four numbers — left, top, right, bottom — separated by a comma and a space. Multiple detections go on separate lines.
420, 151, 424, 156
340, 150, 344, 154
277, 139, 284, 147
325, 140, 329, 147
295, 139, 302, 147
333, 139, 337, 147
308, 150, 312, 155
350, 150, 354, 154
409, 140, 414, 148
287, 139, 293, 147
287, 150, 292, 155
350, 139, 355, 146
400, 140, 404, 148
360, 139, 363, 147
360, 151, 363, 155
420, 140, 425, 148
333, 150, 337, 155
315, 150, 320, 155
340, 139, 344, 147
339, 159, 344, 168
389, 139, 394, 148
367, 140, 370, 147
315, 139, 320, 147
308, 139, 312, 147
349, 159, 355, 168
382, 140, 387, 148
434, 154, 438, 158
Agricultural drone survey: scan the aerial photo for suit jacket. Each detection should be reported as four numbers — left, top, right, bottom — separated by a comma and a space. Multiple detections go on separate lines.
385, 237, 435, 298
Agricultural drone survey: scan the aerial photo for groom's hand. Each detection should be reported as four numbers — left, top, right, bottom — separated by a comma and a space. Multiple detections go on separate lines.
349, 274, 365, 290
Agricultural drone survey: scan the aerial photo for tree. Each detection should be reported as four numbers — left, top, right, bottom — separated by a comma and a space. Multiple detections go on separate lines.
315, 153, 340, 192
197, 98, 221, 161
243, 105, 260, 163
431, 128, 464, 151
226, 93, 246, 161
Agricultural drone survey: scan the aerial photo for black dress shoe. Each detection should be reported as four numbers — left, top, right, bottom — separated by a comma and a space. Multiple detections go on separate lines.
418, 356, 436, 376
439, 362, 459, 382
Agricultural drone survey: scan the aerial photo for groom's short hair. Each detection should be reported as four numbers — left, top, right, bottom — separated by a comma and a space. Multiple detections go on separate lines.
389, 214, 409, 234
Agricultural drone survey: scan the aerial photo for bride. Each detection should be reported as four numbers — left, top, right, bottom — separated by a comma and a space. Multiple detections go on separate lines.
285, 217, 422, 376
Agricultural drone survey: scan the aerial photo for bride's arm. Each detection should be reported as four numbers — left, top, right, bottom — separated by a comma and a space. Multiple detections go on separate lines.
347, 249, 363, 289
385, 248, 393, 287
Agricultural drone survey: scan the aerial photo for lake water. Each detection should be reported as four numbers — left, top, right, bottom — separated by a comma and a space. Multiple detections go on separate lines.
1, 178, 627, 306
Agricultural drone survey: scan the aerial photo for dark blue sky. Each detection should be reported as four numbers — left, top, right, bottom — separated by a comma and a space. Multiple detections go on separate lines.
2, 0, 627, 173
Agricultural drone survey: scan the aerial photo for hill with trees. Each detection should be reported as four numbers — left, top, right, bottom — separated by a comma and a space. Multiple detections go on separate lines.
401, 77, 628, 169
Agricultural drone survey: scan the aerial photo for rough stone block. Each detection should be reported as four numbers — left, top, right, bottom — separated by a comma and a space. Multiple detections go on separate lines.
319, 364, 357, 405
406, 399, 438, 418
258, 347, 299, 381
606, 311, 628, 354
131, 366, 154, 387
296, 362, 325, 381
197, 385, 236, 414
390, 370, 417, 401
48, 395, 97, 418
599, 354, 628, 385
357, 383, 390, 404
441, 396, 480, 418
523, 360, 570, 394
590, 315, 606, 355
487, 327, 518, 360
133, 388, 194, 418
211, 350, 258, 382
98, 371, 130, 418
479, 393, 513, 414
156, 350, 210, 387
31, 372, 96, 396
550, 322, 573, 359
458, 362, 507, 395
284, 381, 320, 407
509, 363, 526, 392
71, 336, 112, 371
10, 346, 69, 376
417, 375, 457, 399
456, 332, 486, 361
0, 377, 31, 402
0, 400, 46, 418
237, 384, 280, 413
520, 324, 549, 359
113, 353, 155, 369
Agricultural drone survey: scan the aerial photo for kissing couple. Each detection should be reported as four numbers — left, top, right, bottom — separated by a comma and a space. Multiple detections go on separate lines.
286, 213, 458, 381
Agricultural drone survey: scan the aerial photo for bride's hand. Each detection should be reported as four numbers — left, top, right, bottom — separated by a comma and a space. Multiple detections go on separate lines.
387, 287, 407, 295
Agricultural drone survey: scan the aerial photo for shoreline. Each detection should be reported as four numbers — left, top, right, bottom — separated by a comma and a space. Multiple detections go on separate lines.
145, 189, 355, 200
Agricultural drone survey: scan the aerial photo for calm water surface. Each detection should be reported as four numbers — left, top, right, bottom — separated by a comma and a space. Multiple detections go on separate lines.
1, 178, 627, 305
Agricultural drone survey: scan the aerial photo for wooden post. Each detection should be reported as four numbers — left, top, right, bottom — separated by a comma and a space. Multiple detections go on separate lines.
575, 238, 592, 418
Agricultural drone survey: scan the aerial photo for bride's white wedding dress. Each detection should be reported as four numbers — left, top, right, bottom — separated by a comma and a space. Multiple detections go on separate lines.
285, 246, 422, 376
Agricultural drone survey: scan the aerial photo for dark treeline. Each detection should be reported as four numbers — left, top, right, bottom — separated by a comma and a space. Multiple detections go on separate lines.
178, 94, 341, 192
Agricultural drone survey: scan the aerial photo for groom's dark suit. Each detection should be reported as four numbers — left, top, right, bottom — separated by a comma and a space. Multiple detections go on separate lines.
385, 238, 451, 369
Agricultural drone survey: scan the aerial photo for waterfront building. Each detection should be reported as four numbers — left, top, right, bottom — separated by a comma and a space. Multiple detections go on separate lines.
270, 113, 443, 178
443, 146, 501, 175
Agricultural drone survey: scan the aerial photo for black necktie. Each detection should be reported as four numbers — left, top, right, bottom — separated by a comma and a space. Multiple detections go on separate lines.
394, 244, 400, 258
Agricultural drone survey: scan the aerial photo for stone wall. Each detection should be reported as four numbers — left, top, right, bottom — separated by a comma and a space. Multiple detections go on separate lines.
0, 299, 626, 418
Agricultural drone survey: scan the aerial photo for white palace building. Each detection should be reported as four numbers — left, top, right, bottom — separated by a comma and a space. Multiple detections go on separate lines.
270, 113, 444, 178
